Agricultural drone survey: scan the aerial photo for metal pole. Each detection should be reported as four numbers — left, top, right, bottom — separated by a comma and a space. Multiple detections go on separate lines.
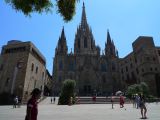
11, 66, 18, 94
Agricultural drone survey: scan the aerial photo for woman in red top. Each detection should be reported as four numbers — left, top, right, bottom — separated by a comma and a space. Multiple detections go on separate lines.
119, 95, 124, 108
25, 88, 41, 120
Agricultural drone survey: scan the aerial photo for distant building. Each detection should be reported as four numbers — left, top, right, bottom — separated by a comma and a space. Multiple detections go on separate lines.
43, 70, 52, 96
0, 40, 52, 103
53, 3, 160, 96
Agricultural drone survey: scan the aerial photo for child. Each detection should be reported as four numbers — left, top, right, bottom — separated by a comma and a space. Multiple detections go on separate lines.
25, 88, 41, 120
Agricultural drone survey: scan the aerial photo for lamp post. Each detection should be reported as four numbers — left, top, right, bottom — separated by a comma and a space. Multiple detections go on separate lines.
11, 60, 24, 95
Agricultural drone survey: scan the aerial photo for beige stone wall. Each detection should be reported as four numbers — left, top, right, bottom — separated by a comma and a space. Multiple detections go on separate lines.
0, 41, 48, 103
23, 52, 46, 101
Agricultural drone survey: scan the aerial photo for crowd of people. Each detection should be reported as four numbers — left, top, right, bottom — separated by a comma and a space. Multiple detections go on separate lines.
22, 88, 149, 120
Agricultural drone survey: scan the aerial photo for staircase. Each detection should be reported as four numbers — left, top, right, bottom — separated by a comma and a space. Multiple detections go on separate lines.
75, 96, 131, 104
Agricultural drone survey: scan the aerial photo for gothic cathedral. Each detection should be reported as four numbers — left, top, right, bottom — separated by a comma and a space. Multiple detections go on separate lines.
53, 3, 124, 96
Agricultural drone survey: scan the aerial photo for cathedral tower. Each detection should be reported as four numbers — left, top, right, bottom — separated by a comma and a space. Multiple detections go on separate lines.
74, 2, 99, 55
105, 30, 117, 58
55, 27, 68, 55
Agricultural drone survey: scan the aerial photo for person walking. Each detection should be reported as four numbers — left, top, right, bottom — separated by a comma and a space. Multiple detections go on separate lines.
13, 96, 18, 108
25, 88, 41, 120
135, 94, 140, 109
139, 94, 147, 119
119, 94, 124, 108
50, 97, 52, 104
111, 94, 114, 109
53, 97, 56, 104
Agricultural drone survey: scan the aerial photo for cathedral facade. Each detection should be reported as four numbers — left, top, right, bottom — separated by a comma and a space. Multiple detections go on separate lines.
53, 3, 124, 96
53, 3, 160, 96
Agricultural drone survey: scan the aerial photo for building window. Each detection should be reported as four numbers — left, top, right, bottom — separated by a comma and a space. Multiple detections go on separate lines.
135, 58, 137, 63
69, 61, 74, 71
42, 72, 44, 79
101, 63, 106, 72
158, 50, 160, 56
112, 63, 116, 71
126, 66, 128, 72
102, 75, 106, 83
121, 69, 123, 74
130, 58, 132, 61
122, 76, 124, 80
5, 78, 10, 86
150, 67, 153, 71
34, 80, 37, 88
78, 39, 80, 49
0, 64, 3, 71
130, 63, 133, 68
127, 74, 130, 80
142, 68, 144, 72
131, 72, 136, 80
136, 68, 139, 74
31, 63, 34, 71
36, 67, 38, 74
84, 37, 87, 48
146, 57, 150, 61
4, 47, 26, 54
59, 60, 63, 70
155, 67, 158, 71
58, 76, 62, 82
153, 57, 156, 61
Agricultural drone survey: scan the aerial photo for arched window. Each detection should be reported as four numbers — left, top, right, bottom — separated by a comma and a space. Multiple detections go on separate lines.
78, 39, 80, 49
84, 37, 87, 48
36, 66, 38, 74
31, 63, 34, 71
102, 75, 106, 83
59, 60, 63, 70
101, 63, 107, 72
112, 63, 116, 71
69, 62, 74, 71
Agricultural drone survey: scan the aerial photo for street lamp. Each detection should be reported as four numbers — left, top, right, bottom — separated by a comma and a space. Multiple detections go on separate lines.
11, 60, 24, 95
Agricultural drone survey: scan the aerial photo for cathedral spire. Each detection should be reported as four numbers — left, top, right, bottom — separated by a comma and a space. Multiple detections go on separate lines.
61, 26, 66, 41
105, 30, 116, 58
56, 27, 68, 55
107, 30, 112, 45
81, 2, 87, 27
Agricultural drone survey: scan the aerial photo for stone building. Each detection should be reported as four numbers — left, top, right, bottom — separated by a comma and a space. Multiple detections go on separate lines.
43, 70, 52, 96
53, 3, 123, 96
53, 3, 160, 96
0, 40, 52, 102
119, 37, 160, 96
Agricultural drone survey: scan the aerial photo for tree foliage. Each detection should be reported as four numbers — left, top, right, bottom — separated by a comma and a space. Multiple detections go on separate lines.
126, 82, 149, 98
58, 79, 76, 105
5, 0, 80, 22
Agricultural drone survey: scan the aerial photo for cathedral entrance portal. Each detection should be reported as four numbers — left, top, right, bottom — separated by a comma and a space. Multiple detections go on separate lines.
84, 85, 91, 96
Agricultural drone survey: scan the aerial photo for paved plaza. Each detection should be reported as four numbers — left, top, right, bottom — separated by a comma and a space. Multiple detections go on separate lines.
0, 101, 160, 120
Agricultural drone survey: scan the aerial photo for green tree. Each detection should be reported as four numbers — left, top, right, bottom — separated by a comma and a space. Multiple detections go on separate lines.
58, 79, 76, 105
5, 0, 80, 22
126, 82, 149, 98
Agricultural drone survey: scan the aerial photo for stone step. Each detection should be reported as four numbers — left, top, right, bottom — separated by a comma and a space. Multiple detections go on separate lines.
75, 96, 131, 104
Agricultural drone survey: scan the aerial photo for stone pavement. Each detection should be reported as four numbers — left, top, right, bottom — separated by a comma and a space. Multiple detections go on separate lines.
0, 102, 160, 120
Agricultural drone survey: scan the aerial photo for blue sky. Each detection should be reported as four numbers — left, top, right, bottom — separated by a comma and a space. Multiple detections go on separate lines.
0, 0, 160, 74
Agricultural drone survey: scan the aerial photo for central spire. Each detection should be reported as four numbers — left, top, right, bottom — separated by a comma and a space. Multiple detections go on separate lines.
81, 2, 87, 26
